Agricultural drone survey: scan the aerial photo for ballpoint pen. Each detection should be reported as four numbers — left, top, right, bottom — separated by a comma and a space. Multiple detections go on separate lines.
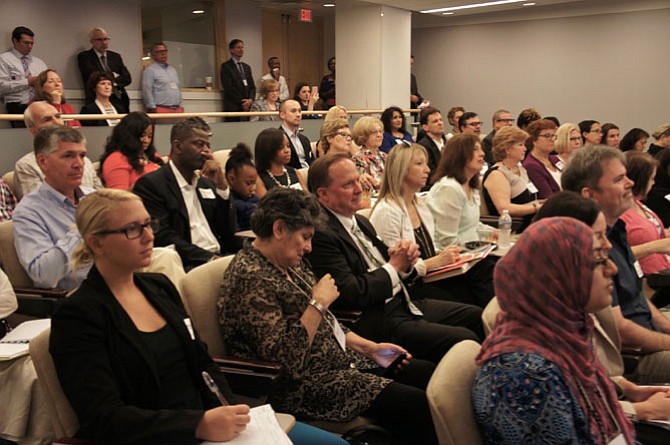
202, 371, 230, 406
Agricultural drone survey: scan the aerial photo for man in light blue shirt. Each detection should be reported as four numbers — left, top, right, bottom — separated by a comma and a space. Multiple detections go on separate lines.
141, 42, 183, 114
13, 126, 93, 291
0, 26, 47, 127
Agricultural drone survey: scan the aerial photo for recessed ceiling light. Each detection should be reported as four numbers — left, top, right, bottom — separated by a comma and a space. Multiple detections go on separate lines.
422, 0, 526, 14
523, 2, 536, 5
192, 9, 205, 14
442, 12, 455, 15
323, 3, 335, 7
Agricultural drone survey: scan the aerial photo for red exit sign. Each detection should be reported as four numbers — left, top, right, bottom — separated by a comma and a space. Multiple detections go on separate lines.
300, 9, 312, 22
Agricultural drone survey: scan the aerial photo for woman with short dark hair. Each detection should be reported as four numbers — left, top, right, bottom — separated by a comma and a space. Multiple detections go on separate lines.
80, 71, 119, 126
380, 106, 413, 153
254, 128, 307, 198
522, 119, 561, 200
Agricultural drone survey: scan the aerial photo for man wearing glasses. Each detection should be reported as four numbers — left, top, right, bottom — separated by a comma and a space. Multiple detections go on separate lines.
77, 27, 132, 113
482, 109, 514, 165
458, 112, 483, 137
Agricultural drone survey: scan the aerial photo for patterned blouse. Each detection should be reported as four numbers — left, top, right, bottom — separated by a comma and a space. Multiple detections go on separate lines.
218, 242, 390, 421
473, 352, 596, 445
352, 148, 387, 191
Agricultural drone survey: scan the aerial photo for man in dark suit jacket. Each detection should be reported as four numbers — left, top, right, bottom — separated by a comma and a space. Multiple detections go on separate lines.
220, 39, 255, 122
481, 109, 514, 165
306, 153, 483, 364
280, 99, 314, 169
416, 107, 446, 189
133, 117, 241, 270
77, 27, 131, 113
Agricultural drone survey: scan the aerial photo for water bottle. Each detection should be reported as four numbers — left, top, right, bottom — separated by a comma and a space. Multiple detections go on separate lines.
498, 210, 512, 249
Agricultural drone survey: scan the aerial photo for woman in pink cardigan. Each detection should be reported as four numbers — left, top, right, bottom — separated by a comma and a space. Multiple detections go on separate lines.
99, 112, 164, 190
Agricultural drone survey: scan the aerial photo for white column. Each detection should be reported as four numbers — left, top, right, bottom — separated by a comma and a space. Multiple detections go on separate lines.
336, 4, 411, 110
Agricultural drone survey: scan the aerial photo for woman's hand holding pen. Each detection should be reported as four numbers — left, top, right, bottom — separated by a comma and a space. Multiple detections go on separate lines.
196, 405, 251, 441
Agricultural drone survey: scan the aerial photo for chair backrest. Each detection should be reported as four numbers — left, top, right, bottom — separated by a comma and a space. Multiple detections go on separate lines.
0, 220, 34, 288
482, 296, 500, 336
427, 339, 483, 445
2, 171, 16, 197
29, 329, 79, 439
212, 149, 231, 168
179, 255, 234, 357
356, 208, 372, 219
297, 167, 309, 185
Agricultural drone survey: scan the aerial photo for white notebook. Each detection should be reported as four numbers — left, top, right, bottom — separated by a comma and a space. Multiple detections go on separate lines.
0, 319, 50, 360
201, 404, 293, 445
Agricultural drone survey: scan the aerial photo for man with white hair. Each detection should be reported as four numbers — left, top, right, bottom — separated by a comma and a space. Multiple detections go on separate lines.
77, 27, 131, 113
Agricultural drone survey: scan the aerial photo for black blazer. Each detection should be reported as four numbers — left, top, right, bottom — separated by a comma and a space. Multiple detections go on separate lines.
220, 58, 256, 112
79, 102, 110, 127
132, 164, 241, 269
50, 268, 235, 445
77, 48, 131, 113
307, 209, 399, 342
417, 135, 445, 188
410, 73, 423, 109
280, 126, 314, 169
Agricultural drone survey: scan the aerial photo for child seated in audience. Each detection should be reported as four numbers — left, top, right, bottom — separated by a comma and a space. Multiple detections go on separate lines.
225, 143, 260, 231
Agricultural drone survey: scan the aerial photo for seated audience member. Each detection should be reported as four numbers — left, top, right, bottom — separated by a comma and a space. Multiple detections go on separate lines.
380, 106, 413, 153
416, 107, 446, 187
0, 269, 15, 337
133, 117, 240, 270
99, 112, 163, 190
427, 134, 495, 248
648, 124, 670, 156
13, 126, 93, 290
620, 152, 670, 275
79, 71, 120, 127
482, 109, 514, 166
445, 106, 464, 140
544, 116, 560, 127
534, 191, 670, 444
351, 116, 387, 192
225, 143, 260, 231
33, 69, 81, 127
645, 148, 670, 228
249, 78, 281, 122
315, 106, 349, 157
522, 119, 562, 199
620, 128, 650, 152
318, 56, 336, 109
15, 102, 101, 199
601, 122, 621, 148
0, 178, 16, 222
371, 140, 494, 308
482, 126, 542, 231
319, 118, 354, 156
219, 188, 438, 445
579, 119, 603, 145
457, 112, 482, 137
255, 128, 307, 198
555, 122, 583, 165
516, 107, 541, 131
306, 153, 484, 365
279, 99, 314, 169
293, 82, 319, 119
562, 145, 670, 384
473, 217, 635, 445
259, 56, 289, 101
50, 188, 341, 445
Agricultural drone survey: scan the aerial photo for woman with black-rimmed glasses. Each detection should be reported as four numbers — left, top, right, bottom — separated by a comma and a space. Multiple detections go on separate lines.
522, 118, 562, 199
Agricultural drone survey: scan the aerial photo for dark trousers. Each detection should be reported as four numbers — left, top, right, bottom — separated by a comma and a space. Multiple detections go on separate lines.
385, 297, 483, 365
5, 102, 27, 128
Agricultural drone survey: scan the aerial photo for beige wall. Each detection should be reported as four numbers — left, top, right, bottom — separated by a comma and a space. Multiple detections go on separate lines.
412, 7, 670, 135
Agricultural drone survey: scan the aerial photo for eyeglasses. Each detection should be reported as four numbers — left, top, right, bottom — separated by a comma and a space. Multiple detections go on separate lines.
538, 134, 558, 141
336, 132, 352, 140
569, 137, 582, 142
466, 121, 483, 127
590, 129, 603, 134
592, 247, 609, 269
96, 219, 159, 240
92, 38, 111, 42
496, 118, 515, 123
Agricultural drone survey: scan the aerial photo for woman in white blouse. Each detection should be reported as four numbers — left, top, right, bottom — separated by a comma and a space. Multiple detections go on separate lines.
369, 141, 494, 307
426, 133, 495, 249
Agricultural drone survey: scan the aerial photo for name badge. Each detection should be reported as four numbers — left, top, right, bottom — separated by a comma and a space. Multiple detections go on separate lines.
634, 260, 644, 279
473, 191, 481, 207
289, 183, 302, 190
169, 82, 178, 89
664, 193, 670, 203
555, 160, 565, 171
199, 188, 216, 199
242, 79, 248, 87
183, 318, 195, 340
527, 182, 539, 194
332, 319, 346, 351
607, 433, 627, 445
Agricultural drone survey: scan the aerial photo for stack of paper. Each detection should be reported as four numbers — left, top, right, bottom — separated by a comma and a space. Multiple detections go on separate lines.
202, 404, 293, 445
0, 319, 50, 360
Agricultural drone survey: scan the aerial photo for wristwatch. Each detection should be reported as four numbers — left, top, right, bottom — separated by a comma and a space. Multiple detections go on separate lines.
309, 299, 328, 317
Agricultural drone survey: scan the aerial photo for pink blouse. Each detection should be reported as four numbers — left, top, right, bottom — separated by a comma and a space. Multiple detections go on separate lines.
102, 151, 161, 191
620, 200, 670, 275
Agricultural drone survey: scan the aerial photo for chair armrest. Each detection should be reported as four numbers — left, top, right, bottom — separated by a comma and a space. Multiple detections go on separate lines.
646, 270, 670, 290
621, 348, 642, 376
14, 287, 68, 298
15, 290, 68, 318
213, 355, 282, 402
212, 355, 282, 377
479, 215, 524, 233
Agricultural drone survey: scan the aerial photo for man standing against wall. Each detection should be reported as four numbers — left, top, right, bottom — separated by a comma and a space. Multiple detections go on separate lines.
77, 27, 132, 113
142, 42, 183, 114
0, 26, 47, 128
220, 39, 255, 122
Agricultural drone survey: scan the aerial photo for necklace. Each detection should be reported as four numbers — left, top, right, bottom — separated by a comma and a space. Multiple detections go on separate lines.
501, 161, 520, 175
266, 168, 291, 188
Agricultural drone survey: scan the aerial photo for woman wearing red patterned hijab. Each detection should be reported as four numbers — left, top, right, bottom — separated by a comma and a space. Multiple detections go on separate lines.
473, 217, 635, 445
